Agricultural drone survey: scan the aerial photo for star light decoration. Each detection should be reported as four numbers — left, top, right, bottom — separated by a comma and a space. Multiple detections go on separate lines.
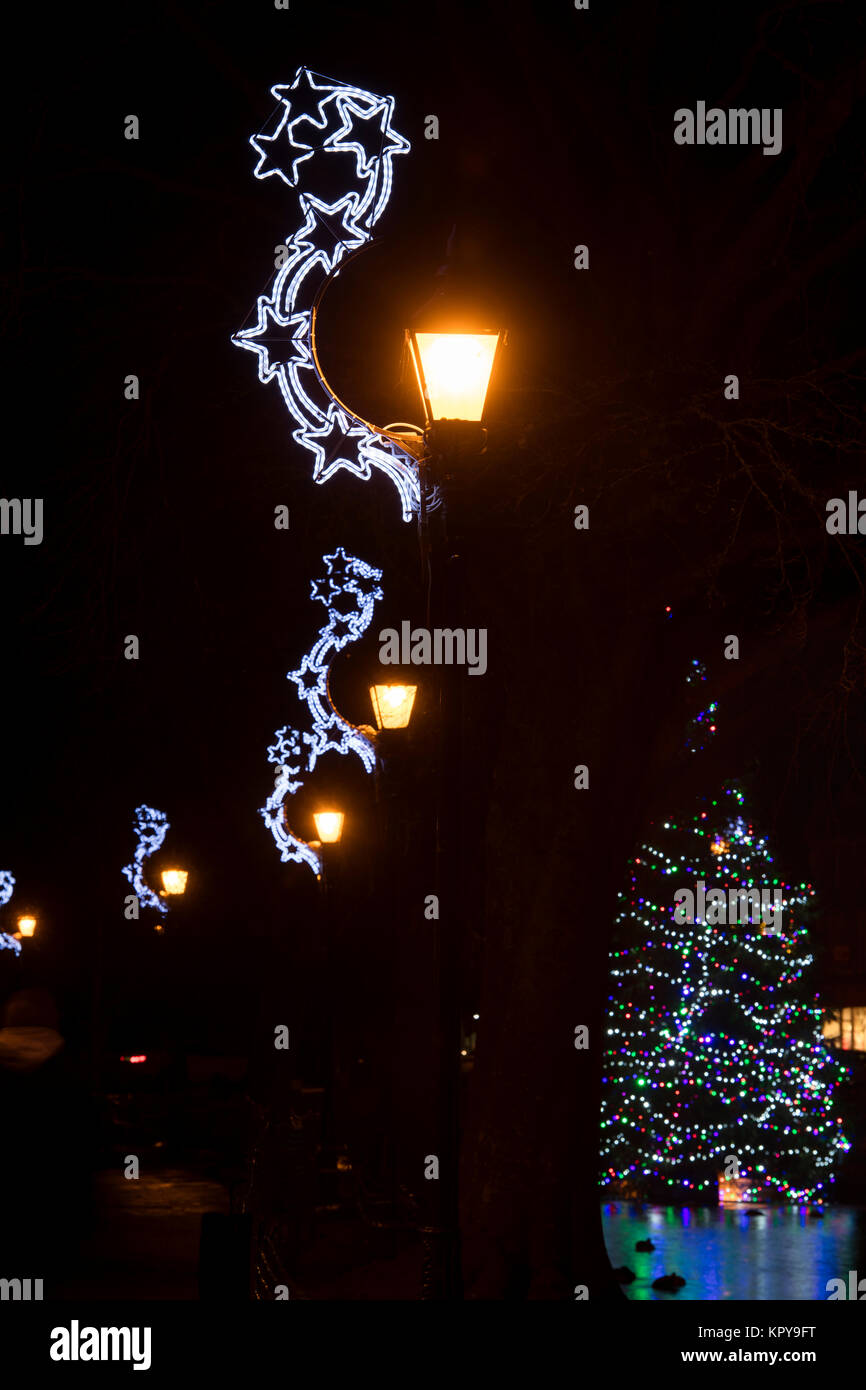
261, 548, 383, 878
233, 68, 422, 522
122, 805, 171, 916
0, 869, 21, 954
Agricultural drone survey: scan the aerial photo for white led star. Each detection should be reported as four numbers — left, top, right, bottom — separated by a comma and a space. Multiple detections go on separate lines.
301, 406, 372, 484
251, 68, 345, 187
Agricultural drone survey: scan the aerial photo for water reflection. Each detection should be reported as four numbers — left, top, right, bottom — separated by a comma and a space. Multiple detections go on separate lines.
602, 1203, 863, 1299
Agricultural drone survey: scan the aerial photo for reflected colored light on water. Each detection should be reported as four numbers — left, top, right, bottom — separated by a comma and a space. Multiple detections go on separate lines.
603, 1204, 862, 1300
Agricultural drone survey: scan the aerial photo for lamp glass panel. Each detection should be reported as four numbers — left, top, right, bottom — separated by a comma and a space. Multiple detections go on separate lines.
370, 683, 417, 730
313, 811, 344, 844
414, 332, 499, 420
161, 869, 188, 895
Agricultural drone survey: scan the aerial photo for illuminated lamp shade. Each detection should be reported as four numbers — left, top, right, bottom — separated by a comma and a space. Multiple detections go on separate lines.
313, 811, 344, 845
160, 869, 188, 896
407, 331, 501, 423
369, 683, 417, 730
17, 915, 37, 938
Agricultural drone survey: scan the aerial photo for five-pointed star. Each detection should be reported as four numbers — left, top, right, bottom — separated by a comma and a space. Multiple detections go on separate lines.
296, 192, 368, 266
267, 725, 304, 767
322, 546, 358, 587
270, 67, 343, 115
302, 408, 372, 484
287, 656, 328, 701
310, 575, 340, 607
325, 93, 410, 180
249, 69, 346, 186
232, 305, 309, 383
326, 611, 360, 648
305, 716, 352, 769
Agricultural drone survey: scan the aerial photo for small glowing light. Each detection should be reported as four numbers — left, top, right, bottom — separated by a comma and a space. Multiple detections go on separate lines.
710, 838, 730, 856
121, 1055, 147, 1064
313, 811, 344, 844
160, 869, 189, 896
409, 331, 501, 422
369, 683, 417, 730
17, 915, 37, 938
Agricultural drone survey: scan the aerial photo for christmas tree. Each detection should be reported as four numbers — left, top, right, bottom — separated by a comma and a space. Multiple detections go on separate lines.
599, 781, 850, 1203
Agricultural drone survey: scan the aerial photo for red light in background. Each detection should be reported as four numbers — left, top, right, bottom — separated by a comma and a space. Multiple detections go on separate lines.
120, 1054, 147, 1064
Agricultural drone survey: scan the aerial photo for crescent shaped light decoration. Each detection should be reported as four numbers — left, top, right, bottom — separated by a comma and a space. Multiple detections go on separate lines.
232, 67, 425, 522
0, 869, 21, 954
261, 547, 383, 878
122, 805, 170, 916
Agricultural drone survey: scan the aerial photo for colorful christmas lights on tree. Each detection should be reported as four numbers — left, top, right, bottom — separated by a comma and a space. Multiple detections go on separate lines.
599, 783, 849, 1203
261, 548, 383, 878
233, 68, 421, 520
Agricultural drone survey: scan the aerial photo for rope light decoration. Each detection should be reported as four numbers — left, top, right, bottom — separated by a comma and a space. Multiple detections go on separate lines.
122, 805, 170, 916
0, 870, 21, 954
261, 548, 383, 878
232, 67, 423, 521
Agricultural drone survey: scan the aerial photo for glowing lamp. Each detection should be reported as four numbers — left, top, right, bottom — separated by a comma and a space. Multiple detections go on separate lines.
407, 330, 501, 422
313, 811, 344, 845
16, 915, 37, 938
160, 869, 188, 896
369, 683, 417, 730
718, 1173, 751, 1205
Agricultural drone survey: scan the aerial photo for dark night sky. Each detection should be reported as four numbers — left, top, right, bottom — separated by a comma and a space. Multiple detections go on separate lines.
3, 1, 865, 1046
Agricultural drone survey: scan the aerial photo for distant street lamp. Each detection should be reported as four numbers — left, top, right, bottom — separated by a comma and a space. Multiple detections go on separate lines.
159, 868, 189, 897
16, 914, 37, 938
313, 810, 345, 845
369, 683, 417, 731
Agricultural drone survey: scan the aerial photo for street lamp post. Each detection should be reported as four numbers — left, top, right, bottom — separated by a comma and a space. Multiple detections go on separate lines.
405, 323, 503, 1300
312, 809, 345, 1192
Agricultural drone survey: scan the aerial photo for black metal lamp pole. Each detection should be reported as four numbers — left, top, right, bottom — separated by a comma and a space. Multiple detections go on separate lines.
418, 420, 486, 1300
